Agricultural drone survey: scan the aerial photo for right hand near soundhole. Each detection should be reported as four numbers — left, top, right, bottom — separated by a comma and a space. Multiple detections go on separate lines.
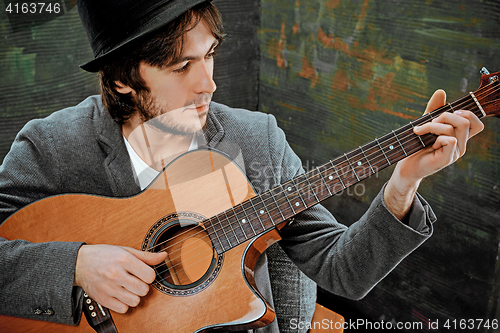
74, 244, 168, 313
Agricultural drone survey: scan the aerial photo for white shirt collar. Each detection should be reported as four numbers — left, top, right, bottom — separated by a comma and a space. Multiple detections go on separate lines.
123, 135, 198, 190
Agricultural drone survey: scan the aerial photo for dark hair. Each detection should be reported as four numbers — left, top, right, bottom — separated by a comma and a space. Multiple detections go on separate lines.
99, 2, 224, 124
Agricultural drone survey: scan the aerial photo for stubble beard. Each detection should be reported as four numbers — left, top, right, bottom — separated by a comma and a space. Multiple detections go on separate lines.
135, 90, 211, 137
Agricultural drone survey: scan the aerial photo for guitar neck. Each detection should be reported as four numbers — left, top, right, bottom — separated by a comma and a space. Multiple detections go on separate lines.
205, 90, 489, 254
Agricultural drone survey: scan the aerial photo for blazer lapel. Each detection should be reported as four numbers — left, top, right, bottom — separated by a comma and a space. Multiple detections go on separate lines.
93, 99, 140, 197
203, 103, 225, 148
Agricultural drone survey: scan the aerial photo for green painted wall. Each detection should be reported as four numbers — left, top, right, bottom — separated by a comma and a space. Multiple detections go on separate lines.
259, 0, 500, 330
0, 2, 98, 159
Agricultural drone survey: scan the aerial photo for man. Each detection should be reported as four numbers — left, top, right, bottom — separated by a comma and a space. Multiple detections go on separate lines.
0, 0, 484, 332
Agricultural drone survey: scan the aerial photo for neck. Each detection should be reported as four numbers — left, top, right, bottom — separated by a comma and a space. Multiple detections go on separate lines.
204, 92, 487, 254
122, 116, 193, 171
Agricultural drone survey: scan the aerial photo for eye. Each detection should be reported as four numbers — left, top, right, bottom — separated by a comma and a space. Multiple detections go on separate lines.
206, 47, 219, 60
173, 62, 190, 74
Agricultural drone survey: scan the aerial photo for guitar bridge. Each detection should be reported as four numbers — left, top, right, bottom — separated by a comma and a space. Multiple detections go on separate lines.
82, 292, 118, 333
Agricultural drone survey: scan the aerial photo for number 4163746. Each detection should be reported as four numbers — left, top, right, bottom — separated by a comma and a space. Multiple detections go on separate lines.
5, 2, 61, 14
443, 319, 499, 330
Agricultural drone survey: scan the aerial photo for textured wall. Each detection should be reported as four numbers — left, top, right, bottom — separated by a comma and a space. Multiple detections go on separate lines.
259, 0, 500, 330
0, 0, 260, 162
0, 1, 97, 161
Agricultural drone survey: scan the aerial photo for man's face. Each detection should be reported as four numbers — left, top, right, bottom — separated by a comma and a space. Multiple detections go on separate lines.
132, 20, 218, 135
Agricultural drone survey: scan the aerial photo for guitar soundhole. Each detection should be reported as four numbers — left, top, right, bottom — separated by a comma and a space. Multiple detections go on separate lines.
143, 212, 223, 296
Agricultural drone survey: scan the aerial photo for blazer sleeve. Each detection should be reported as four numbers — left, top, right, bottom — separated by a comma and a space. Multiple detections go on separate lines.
265, 113, 437, 300
0, 121, 84, 325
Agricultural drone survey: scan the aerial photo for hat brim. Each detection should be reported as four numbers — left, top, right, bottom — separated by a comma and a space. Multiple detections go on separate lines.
79, 0, 210, 72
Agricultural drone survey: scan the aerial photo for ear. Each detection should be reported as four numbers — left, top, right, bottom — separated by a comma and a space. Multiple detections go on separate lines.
115, 81, 135, 95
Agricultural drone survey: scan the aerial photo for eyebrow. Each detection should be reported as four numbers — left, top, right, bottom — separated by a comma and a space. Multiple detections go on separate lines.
174, 39, 219, 65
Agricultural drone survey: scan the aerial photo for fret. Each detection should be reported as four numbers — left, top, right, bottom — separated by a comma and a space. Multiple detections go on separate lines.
392, 130, 407, 157
261, 191, 281, 224
248, 197, 267, 231
382, 132, 401, 164
230, 207, 248, 239
257, 193, 276, 227
448, 102, 455, 113
240, 200, 263, 234
346, 148, 374, 182
402, 135, 426, 156
344, 152, 360, 182
285, 181, 305, 212
409, 121, 426, 147
215, 215, 234, 248
426, 112, 439, 126
304, 172, 320, 203
315, 166, 333, 197
331, 162, 346, 191
292, 174, 316, 208
225, 209, 246, 243
283, 184, 297, 215
217, 215, 234, 249
374, 137, 391, 166
269, 188, 286, 221
233, 205, 254, 239
321, 163, 342, 194
211, 216, 231, 251
359, 145, 376, 174
237, 203, 257, 237
223, 211, 242, 244
421, 132, 439, 147
205, 219, 225, 253
270, 185, 295, 219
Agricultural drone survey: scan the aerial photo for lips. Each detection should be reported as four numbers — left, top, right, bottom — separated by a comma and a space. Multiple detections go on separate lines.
183, 103, 209, 114
195, 104, 209, 113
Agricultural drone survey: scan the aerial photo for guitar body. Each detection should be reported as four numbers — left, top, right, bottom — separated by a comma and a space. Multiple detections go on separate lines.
2, 67, 499, 332
0, 149, 279, 332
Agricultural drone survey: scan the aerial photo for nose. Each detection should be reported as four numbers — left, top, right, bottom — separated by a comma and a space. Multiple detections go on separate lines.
193, 59, 217, 95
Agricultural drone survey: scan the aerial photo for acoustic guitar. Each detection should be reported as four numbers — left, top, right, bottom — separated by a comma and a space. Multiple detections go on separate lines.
0, 68, 499, 332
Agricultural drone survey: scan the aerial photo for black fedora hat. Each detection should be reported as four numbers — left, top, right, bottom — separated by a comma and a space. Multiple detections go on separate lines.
76, 0, 211, 72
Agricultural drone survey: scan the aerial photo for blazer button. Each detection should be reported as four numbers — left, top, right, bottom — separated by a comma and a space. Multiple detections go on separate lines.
44, 308, 55, 316
33, 308, 43, 315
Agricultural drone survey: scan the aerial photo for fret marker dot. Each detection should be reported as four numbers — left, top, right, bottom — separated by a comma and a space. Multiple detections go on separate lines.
260, 210, 264, 214
357, 161, 362, 166
389, 145, 394, 150
242, 219, 246, 223
328, 176, 333, 180
287, 187, 292, 191
295, 202, 300, 206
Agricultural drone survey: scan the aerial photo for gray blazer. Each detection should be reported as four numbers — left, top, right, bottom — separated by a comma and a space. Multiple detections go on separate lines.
0, 96, 436, 332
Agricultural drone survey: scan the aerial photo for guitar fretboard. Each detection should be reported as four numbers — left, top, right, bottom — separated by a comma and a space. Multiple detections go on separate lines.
204, 91, 487, 254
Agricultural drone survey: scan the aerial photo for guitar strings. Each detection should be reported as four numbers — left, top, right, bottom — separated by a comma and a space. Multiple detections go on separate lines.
151, 93, 490, 280
149, 82, 493, 264
153, 124, 470, 278
151, 94, 483, 269
152, 129, 450, 279
148, 83, 496, 272
152, 125, 448, 274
